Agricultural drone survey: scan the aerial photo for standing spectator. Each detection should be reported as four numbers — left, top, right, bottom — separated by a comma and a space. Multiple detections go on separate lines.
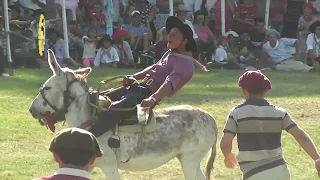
112, 29, 135, 66
306, 21, 320, 71
82, 28, 100, 67
262, 29, 313, 72
233, 0, 256, 34
270, 0, 287, 36
211, 0, 237, 36
129, 0, 155, 27
54, 0, 79, 21
110, 0, 126, 30
154, 0, 183, 31
193, 10, 215, 62
32, 128, 103, 180
220, 70, 320, 180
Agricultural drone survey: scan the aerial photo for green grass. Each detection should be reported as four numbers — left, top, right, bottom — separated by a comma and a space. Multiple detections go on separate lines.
0, 68, 319, 180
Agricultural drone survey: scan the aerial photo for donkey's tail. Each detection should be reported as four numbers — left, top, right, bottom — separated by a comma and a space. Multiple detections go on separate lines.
204, 122, 218, 180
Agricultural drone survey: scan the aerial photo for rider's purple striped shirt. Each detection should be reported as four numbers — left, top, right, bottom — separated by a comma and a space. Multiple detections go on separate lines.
145, 50, 194, 97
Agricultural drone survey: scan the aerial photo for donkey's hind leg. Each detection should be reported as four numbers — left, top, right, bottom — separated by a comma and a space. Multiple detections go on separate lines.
178, 152, 206, 180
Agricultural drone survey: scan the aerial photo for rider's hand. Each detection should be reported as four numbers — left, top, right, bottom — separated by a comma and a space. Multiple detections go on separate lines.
123, 75, 135, 86
224, 153, 237, 169
316, 158, 320, 177
140, 97, 156, 107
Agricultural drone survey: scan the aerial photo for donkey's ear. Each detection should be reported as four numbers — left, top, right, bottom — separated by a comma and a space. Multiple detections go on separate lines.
47, 49, 61, 75
74, 67, 92, 78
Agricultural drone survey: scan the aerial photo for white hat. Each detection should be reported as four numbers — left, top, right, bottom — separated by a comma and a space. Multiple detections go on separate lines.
131, 10, 141, 16
224, 31, 239, 38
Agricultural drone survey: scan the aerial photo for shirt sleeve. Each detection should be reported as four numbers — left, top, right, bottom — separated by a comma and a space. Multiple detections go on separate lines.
214, 48, 227, 62
111, 47, 120, 62
306, 33, 314, 51
165, 56, 193, 92
282, 38, 297, 46
282, 112, 297, 132
123, 41, 134, 61
94, 48, 101, 67
223, 109, 238, 135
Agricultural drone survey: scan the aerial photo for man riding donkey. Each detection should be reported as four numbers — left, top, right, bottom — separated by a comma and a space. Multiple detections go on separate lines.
80, 16, 202, 144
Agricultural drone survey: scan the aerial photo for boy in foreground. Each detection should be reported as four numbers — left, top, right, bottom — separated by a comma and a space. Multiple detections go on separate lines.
220, 70, 320, 179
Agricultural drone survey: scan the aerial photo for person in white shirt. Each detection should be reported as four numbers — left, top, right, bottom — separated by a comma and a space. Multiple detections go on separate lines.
94, 35, 120, 67
175, 4, 199, 40
306, 20, 320, 71
212, 35, 240, 69
262, 29, 314, 72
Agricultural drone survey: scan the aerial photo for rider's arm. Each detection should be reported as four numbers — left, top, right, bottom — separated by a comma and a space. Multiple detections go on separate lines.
150, 81, 173, 102
133, 65, 156, 80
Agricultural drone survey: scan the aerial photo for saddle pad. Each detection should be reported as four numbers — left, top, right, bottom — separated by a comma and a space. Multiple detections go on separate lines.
118, 111, 157, 133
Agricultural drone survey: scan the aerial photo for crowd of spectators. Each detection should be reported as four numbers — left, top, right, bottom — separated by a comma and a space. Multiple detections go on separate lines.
1, 0, 320, 77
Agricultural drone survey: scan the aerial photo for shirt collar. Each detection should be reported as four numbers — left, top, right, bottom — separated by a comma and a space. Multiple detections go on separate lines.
314, 34, 320, 42
268, 40, 279, 49
243, 98, 270, 106
54, 168, 90, 179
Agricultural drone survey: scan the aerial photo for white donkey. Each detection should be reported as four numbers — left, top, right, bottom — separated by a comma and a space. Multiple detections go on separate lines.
29, 50, 218, 180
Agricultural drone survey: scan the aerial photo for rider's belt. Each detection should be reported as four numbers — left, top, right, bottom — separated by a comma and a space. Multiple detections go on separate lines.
142, 77, 161, 94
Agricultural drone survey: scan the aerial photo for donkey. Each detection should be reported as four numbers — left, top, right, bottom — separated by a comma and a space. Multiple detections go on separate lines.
29, 50, 218, 180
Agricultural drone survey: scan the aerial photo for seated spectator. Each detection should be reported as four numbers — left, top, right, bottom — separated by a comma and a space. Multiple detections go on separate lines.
175, 4, 198, 40
212, 35, 240, 69
250, 17, 267, 47
225, 31, 240, 59
32, 128, 103, 180
154, 0, 183, 31
154, 27, 168, 61
238, 45, 258, 70
298, 3, 317, 64
210, 0, 237, 37
94, 35, 119, 67
83, 15, 106, 37
54, 0, 79, 21
233, 0, 256, 34
44, 28, 80, 67
77, 0, 92, 25
112, 29, 134, 66
270, 0, 287, 35
82, 28, 100, 67
262, 29, 313, 72
306, 21, 320, 71
9, 6, 24, 20
193, 10, 215, 62
122, 3, 136, 25
122, 10, 152, 52
14, 0, 46, 13
129, 0, 155, 27
237, 31, 254, 51
89, 3, 106, 29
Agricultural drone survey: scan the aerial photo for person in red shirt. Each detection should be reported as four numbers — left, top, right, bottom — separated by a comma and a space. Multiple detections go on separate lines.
85, 16, 198, 141
233, 0, 256, 34
88, 3, 106, 28
32, 128, 103, 180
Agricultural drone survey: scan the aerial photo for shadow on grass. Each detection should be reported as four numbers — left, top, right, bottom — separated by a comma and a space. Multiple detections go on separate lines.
0, 69, 319, 104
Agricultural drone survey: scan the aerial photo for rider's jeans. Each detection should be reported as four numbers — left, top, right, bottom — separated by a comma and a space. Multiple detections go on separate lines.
88, 84, 152, 137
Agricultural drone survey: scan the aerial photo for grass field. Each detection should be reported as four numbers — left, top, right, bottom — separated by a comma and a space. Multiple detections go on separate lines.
0, 68, 319, 180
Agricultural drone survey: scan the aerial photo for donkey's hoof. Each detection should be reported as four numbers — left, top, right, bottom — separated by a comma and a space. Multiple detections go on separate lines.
108, 136, 120, 148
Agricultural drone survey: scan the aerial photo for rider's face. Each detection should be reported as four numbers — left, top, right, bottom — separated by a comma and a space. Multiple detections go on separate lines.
167, 27, 187, 50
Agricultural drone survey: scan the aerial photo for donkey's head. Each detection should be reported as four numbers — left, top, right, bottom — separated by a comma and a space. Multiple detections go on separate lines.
29, 50, 91, 132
